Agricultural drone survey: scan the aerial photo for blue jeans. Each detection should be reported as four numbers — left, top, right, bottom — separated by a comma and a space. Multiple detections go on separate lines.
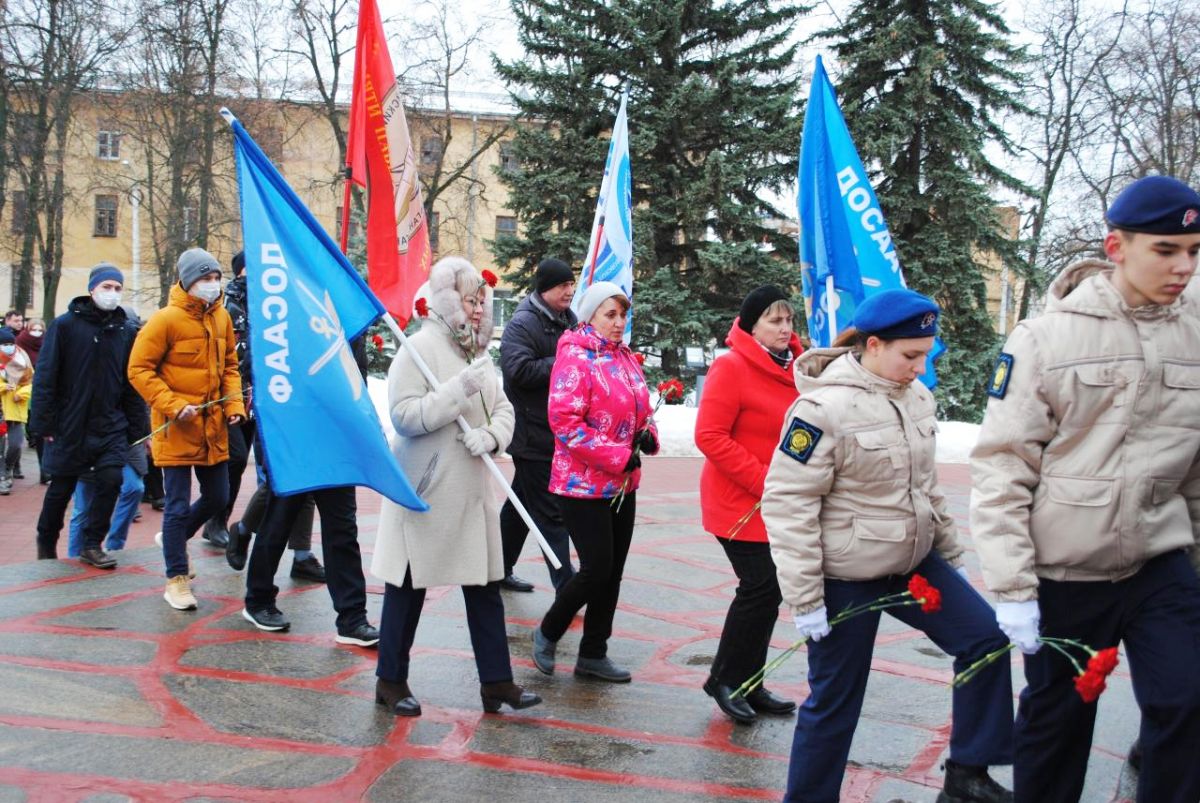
67, 465, 145, 556
161, 464, 229, 578
784, 552, 1013, 802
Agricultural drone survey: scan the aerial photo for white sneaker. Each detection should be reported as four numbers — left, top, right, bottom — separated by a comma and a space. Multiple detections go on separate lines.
155, 531, 195, 579
164, 575, 197, 610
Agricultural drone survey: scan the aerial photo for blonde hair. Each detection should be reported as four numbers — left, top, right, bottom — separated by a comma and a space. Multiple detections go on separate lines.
761, 299, 794, 319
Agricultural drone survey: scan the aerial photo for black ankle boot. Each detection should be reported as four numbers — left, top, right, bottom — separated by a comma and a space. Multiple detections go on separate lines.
36, 543, 57, 560
938, 759, 1013, 803
201, 516, 230, 548
375, 678, 421, 717
480, 681, 542, 713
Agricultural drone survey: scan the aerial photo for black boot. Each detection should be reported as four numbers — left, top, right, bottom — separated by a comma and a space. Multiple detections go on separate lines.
225, 520, 251, 571
36, 543, 57, 560
375, 678, 421, 717
201, 516, 229, 548
937, 760, 1013, 803
480, 681, 542, 713
1128, 738, 1142, 772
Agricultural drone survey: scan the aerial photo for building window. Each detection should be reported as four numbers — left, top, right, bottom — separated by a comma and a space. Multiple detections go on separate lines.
9, 191, 26, 234
11, 114, 37, 160
420, 137, 443, 166
428, 211, 440, 252
93, 194, 118, 237
97, 129, 121, 160
334, 207, 362, 242
493, 289, 515, 329
499, 140, 520, 174
495, 215, 517, 238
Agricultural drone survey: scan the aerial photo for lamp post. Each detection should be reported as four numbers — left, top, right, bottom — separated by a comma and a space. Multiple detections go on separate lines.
128, 182, 142, 314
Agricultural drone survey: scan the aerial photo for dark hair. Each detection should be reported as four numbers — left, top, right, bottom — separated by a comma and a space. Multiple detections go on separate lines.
4, 310, 22, 321
832, 327, 870, 350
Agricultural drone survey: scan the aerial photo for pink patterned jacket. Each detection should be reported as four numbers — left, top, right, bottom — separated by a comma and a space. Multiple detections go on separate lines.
548, 325, 658, 499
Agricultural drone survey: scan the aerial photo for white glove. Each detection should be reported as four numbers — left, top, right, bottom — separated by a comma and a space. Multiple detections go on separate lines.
956, 565, 970, 582
794, 606, 832, 642
996, 600, 1041, 654
458, 357, 494, 396
459, 428, 497, 457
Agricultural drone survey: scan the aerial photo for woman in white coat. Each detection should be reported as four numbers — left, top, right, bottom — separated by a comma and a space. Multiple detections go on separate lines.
372, 256, 541, 717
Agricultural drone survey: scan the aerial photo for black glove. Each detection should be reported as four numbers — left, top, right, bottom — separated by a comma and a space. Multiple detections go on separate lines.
623, 451, 642, 473
635, 428, 658, 455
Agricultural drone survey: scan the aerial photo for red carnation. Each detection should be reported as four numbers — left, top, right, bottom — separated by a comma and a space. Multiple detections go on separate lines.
657, 378, 685, 404
415, 297, 429, 318
372, 334, 384, 350
1074, 669, 1107, 703
481, 269, 499, 288
634, 353, 646, 365
907, 574, 941, 613
1087, 647, 1119, 677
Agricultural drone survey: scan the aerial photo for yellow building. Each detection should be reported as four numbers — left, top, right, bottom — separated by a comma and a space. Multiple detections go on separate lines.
0, 91, 523, 320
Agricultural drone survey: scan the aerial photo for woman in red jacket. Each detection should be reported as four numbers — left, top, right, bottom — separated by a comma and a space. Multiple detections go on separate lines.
695, 285, 803, 725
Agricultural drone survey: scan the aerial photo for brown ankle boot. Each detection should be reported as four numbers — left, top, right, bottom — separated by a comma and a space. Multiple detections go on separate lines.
480, 680, 542, 713
375, 678, 421, 717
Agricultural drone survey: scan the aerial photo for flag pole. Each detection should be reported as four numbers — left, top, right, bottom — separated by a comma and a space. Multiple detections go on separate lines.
826, 275, 839, 343
381, 313, 562, 570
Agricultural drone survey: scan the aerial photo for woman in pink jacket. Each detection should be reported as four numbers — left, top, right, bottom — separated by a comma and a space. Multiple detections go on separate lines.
695, 286, 803, 725
532, 281, 658, 683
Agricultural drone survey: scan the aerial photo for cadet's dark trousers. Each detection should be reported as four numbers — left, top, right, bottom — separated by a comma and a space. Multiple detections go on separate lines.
500, 457, 576, 590
36, 467, 123, 553
540, 493, 636, 659
376, 569, 512, 685
711, 537, 783, 688
1014, 549, 1200, 803
785, 553, 1013, 803
244, 486, 367, 633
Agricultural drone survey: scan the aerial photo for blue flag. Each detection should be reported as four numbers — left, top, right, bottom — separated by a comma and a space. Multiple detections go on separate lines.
575, 91, 634, 341
798, 56, 941, 387
225, 109, 427, 511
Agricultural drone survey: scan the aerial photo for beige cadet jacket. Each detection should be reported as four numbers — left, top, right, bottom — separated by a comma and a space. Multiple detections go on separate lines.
970, 260, 1200, 601
762, 349, 963, 615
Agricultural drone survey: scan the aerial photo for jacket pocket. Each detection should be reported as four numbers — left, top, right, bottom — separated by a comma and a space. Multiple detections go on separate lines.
1161, 361, 1200, 425
1068, 363, 1131, 423
1151, 477, 1181, 505
825, 516, 913, 578
853, 428, 905, 471
1032, 474, 1121, 569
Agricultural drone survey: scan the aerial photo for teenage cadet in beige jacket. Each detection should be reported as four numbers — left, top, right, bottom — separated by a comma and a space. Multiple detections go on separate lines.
970, 176, 1200, 803
764, 289, 1013, 803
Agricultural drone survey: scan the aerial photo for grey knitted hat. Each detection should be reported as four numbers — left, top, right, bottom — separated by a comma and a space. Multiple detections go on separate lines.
177, 248, 221, 290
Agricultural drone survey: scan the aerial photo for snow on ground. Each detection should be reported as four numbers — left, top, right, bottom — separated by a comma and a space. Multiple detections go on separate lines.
369, 377, 981, 463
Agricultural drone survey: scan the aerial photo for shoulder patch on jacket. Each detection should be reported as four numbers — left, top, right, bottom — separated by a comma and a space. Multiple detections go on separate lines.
779, 417, 823, 464
988, 353, 1014, 399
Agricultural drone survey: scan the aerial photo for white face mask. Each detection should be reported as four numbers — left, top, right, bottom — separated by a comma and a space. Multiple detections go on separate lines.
190, 280, 222, 304
92, 289, 122, 311
0, 345, 14, 355
29, 330, 42, 338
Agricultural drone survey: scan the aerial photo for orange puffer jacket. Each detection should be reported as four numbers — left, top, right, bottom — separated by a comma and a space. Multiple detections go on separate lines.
128, 283, 245, 466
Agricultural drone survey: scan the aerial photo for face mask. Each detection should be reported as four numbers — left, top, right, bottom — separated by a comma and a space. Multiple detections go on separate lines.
0, 345, 13, 355
92, 289, 122, 311
29, 330, 42, 338
190, 280, 221, 304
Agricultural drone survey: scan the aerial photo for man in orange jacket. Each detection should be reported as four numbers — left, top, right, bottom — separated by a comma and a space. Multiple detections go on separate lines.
129, 248, 245, 611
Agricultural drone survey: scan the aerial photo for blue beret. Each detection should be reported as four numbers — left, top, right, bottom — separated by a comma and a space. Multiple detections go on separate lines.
1107, 176, 1200, 234
88, 262, 124, 291
850, 289, 939, 339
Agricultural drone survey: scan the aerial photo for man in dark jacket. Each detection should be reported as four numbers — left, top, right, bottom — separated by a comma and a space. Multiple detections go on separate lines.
498, 258, 578, 592
31, 263, 148, 567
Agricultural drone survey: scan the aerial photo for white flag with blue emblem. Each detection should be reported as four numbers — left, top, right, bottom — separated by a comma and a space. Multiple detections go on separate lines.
224, 109, 427, 511
575, 91, 634, 340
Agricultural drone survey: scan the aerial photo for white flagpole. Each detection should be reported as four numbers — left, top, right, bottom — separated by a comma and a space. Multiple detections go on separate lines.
382, 314, 562, 570
826, 275, 839, 343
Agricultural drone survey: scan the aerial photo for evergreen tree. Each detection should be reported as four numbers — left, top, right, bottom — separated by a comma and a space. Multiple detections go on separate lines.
494, 0, 809, 377
819, 0, 1028, 420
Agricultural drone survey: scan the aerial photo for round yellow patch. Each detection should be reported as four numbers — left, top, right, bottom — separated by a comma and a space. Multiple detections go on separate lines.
790, 429, 812, 453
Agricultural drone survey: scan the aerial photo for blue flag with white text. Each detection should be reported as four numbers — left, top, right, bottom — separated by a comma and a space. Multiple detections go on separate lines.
575, 91, 634, 341
225, 110, 427, 510
798, 56, 941, 387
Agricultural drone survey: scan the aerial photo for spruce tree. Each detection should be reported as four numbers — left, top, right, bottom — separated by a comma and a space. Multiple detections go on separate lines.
494, 0, 809, 377
819, 0, 1028, 420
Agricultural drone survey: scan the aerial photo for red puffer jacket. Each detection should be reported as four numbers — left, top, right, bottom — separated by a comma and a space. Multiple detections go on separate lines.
695, 320, 803, 542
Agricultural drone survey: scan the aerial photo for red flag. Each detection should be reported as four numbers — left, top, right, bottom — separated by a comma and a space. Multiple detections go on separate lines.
343, 0, 431, 327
